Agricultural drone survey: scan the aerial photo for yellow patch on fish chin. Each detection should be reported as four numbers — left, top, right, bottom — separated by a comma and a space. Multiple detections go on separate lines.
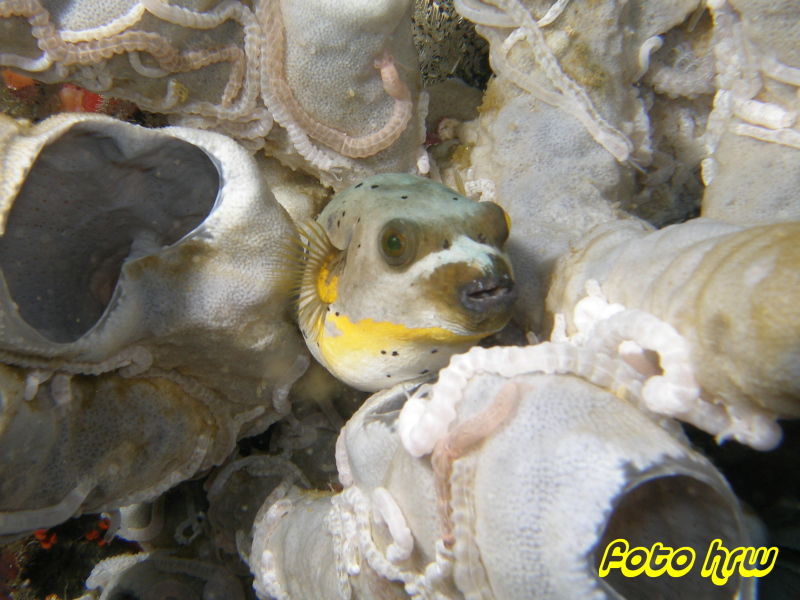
327, 312, 484, 345
315, 311, 484, 390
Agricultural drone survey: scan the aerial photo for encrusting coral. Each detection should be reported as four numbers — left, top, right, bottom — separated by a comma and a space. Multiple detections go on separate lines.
438, 0, 800, 450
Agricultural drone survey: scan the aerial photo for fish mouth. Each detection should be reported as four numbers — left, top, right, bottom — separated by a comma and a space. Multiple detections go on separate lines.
459, 273, 517, 313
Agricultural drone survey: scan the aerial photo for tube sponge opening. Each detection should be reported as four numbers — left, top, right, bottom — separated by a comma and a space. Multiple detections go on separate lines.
595, 474, 747, 599
0, 125, 219, 343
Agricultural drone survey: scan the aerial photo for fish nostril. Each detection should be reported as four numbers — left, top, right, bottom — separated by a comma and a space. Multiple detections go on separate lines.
459, 275, 517, 313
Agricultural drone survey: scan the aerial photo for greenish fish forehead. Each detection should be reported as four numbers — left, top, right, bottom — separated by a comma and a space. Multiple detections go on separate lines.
342, 173, 465, 197
321, 174, 510, 251
333, 174, 474, 214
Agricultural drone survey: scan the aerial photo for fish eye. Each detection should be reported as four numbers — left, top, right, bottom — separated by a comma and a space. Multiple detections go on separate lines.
385, 232, 405, 254
379, 219, 418, 267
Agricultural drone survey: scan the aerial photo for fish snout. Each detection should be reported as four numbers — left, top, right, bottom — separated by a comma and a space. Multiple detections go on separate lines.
459, 270, 517, 315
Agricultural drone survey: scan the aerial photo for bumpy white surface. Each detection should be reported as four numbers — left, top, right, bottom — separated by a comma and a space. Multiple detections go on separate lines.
442, 0, 704, 333
272, 0, 424, 187
702, 0, 800, 224
547, 217, 800, 450
0, 112, 307, 531
436, 0, 800, 341
245, 349, 753, 599
0, 0, 426, 187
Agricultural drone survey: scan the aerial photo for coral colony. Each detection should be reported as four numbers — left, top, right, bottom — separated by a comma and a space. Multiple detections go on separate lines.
0, 0, 797, 599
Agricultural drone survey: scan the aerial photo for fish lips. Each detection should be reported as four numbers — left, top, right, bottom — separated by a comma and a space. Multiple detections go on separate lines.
422, 253, 517, 334
459, 272, 517, 315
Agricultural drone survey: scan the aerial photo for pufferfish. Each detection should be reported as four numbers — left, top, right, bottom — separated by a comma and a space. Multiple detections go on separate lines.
284, 174, 517, 392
